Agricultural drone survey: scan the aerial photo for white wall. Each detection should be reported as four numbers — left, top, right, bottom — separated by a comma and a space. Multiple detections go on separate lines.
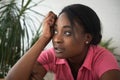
33, 0, 120, 55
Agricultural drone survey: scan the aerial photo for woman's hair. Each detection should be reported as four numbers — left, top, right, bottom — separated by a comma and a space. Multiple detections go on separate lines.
59, 4, 102, 45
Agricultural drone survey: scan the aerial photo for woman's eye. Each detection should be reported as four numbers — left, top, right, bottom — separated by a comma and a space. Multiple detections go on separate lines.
64, 31, 72, 36
54, 30, 58, 34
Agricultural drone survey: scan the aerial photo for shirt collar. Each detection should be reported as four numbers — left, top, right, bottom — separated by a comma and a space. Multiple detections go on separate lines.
56, 58, 67, 64
82, 45, 96, 71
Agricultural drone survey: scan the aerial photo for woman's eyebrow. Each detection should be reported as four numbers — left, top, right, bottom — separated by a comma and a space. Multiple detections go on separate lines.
63, 25, 72, 29
54, 24, 72, 29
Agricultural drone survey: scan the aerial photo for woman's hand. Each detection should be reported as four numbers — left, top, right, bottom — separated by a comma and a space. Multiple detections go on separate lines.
41, 11, 57, 40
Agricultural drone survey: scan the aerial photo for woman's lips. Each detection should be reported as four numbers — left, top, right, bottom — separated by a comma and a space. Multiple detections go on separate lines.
54, 47, 64, 53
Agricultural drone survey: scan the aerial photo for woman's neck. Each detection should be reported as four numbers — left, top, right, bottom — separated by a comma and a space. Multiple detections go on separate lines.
66, 46, 89, 80
67, 46, 89, 66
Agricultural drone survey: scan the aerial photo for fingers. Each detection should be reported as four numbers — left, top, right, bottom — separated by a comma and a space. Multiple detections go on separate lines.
44, 11, 57, 27
41, 11, 57, 39
46, 11, 57, 20
46, 11, 57, 19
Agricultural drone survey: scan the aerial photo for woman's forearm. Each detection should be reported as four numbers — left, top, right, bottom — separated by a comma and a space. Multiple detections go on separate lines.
6, 36, 50, 80
6, 11, 57, 80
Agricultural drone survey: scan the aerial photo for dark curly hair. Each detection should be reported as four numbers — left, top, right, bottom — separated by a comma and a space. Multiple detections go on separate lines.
59, 4, 102, 45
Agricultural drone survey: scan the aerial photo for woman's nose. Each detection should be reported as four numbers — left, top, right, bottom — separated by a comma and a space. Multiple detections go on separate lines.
53, 34, 63, 43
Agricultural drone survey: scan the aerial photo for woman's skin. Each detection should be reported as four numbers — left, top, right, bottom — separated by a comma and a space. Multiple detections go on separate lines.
6, 11, 120, 80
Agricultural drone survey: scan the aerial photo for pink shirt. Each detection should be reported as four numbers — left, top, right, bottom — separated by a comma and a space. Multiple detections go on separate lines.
37, 45, 120, 80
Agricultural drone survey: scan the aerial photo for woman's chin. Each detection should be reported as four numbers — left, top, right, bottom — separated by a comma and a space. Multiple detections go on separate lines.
55, 54, 66, 59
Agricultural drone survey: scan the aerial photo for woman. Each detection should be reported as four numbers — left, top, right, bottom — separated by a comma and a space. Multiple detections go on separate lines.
6, 4, 120, 80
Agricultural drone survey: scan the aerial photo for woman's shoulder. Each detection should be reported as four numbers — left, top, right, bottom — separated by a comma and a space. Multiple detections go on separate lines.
88, 45, 118, 66
89, 45, 120, 78
90, 45, 112, 55
90, 45, 119, 67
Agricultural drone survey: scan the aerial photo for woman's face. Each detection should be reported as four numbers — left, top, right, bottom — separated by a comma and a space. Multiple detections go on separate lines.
52, 13, 90, 59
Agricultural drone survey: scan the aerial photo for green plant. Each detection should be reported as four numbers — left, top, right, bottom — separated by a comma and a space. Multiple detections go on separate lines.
99, 38, 117, 53
0, 0, 44, 78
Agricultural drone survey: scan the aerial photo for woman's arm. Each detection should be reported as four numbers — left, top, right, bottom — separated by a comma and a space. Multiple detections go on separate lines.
100, 69, 120, 80
6, 36, 49, 80
30, 61, 47, 80
5, 11, 57, 80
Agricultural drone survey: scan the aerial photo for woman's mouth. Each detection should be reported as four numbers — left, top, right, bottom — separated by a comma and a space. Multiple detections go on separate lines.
54, 47, 64, 53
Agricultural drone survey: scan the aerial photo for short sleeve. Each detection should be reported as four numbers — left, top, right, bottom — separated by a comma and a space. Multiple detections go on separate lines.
94, 49, 120, 78
37, 48, 55, 71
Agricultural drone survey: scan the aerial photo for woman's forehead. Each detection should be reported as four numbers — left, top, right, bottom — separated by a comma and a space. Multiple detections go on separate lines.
56, 13, 71, 26
56, 13, 85, 32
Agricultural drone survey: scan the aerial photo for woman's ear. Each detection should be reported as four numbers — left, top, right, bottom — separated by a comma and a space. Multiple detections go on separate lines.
85, 33, 92, 45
